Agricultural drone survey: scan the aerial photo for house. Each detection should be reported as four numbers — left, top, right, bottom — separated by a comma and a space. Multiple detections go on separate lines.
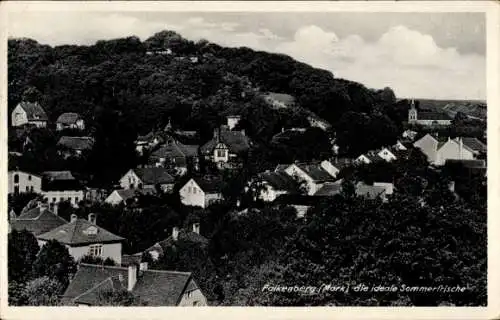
354, 153, 382, 165
402, 129, 418, 141
179, 176, 224, 208
150, 139, 199, 175
355, 183, 388, 202
37, 213, 125, 264
56, 112, 85, 131
307, 114, 332, 131
119, 168, 175, 192
414, 134, 477, 165
460, 137, 487, 156
8, 170, 42, 194
373, 182, 395, 196
408, 99, 452, 126
105, 187, 156, 206
262, 92, 296, 109
313, 180, 343, 197
377, 147, 397, 162
276, 160, 339, 195
11, 101, 48, 127
61, 263, 208, 306
135, 132, 164, 155
41, 171, 85, 208
9, 203, 67, 236
143, 224, 208, 261
57, 136, 94, 158
252, 171, 300, 202
200, 118, 250, 169
393, 140, 408, 151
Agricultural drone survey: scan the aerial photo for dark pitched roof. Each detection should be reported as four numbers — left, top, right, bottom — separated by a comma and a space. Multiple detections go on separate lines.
62, 264, 193, 306
417, 112, 452, 121
133, 168, 175, 185
37, 218, 124, 245
113, 188, 156, 202
332, 158, 353, 170
18, 101, 48, 121
314, 181, 343, 196
41, 170, 84, 191
191, 176, 224, 193
144, 229, 208, 258
355, 184, 386, 199
294, 162, 336, 182
257, 171, 300, 193
461, 137, 486, 153
57, 136, 94, 151
42, 170, 75, 180
56, 112, 82, 125
200, 129, 250, 154
10, 207, 68, 236
151, 142, 198, 160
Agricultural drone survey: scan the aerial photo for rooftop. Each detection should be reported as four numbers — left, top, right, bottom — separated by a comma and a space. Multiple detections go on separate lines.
17, 101, 48, 121
62, 263, 195, 306
37, 218, 124, 246
56, 112, 82, 124
132, 168, 175, 185
10, 206, 68, 236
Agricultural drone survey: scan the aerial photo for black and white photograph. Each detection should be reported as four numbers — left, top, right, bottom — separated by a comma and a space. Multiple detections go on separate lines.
1, 1, 499, 318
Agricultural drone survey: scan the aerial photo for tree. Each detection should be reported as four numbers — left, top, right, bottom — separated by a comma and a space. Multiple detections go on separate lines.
32, 240, 77, 287
23, 276, 64, 306
8, 229, 40, 283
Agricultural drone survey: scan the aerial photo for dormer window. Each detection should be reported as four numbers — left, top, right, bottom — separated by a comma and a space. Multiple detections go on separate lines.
83, 226, 98, 235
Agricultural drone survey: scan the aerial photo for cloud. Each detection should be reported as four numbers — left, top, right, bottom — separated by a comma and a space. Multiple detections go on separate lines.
274, 25, 485, 100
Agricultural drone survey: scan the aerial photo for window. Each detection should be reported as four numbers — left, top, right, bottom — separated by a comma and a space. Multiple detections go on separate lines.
28, 175, 32, 181
193, 301, 199, 306
60, 197, 64, 202
14, 186, 19, 195
26, 186, 30, 192
75, 197, 79, 203
193, 187, 197, 194
30, 186, 34, 192
88, 244, 103, 257
67, 197, 72, 202
216, 149, 226, 157
52, 197, 56, 203
14, 174, 19, 183
188, 186, 192, 193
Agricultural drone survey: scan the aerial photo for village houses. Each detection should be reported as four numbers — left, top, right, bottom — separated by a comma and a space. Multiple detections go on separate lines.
8, 170, 42, 195
413, 134, 485, 166
179, 176, 224, 208
149, 135, 199, 175
56, 112, 85, 131
41, 171, 85, 209
9, 202, 68, 236
119, 168, 175, 192
61, 262, 207, 306
275, 160, 339, 195
200, 116, 251, 169
105, 187, 156, 206
57, 136, 94, 158
251, 170, 301, 202
408, 99, 452, 126
37, 213, 125, 265
11, 101, 48, 128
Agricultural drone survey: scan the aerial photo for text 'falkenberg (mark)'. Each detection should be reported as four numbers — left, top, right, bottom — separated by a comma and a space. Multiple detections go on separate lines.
261, 283, 468, 295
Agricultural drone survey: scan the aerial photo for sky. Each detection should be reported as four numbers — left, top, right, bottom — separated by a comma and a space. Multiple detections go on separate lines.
8, 11, 486, 100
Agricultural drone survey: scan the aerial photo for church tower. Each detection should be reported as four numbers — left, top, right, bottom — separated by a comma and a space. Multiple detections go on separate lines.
408, 99, 418, 123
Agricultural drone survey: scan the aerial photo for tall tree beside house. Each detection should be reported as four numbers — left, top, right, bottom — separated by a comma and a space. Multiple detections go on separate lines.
8, 229, 40, 284
32, 239, 77, 288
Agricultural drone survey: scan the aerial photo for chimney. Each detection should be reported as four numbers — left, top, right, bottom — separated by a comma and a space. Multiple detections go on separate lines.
70, 214, 78, 222
213, 128, 220, 142
192, 222, 200, 234
88, 213, 96, 225
139, 262, 148, 271
128, 264, 137, 292
172, 227, 179, 241
448, 181, 455, 193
